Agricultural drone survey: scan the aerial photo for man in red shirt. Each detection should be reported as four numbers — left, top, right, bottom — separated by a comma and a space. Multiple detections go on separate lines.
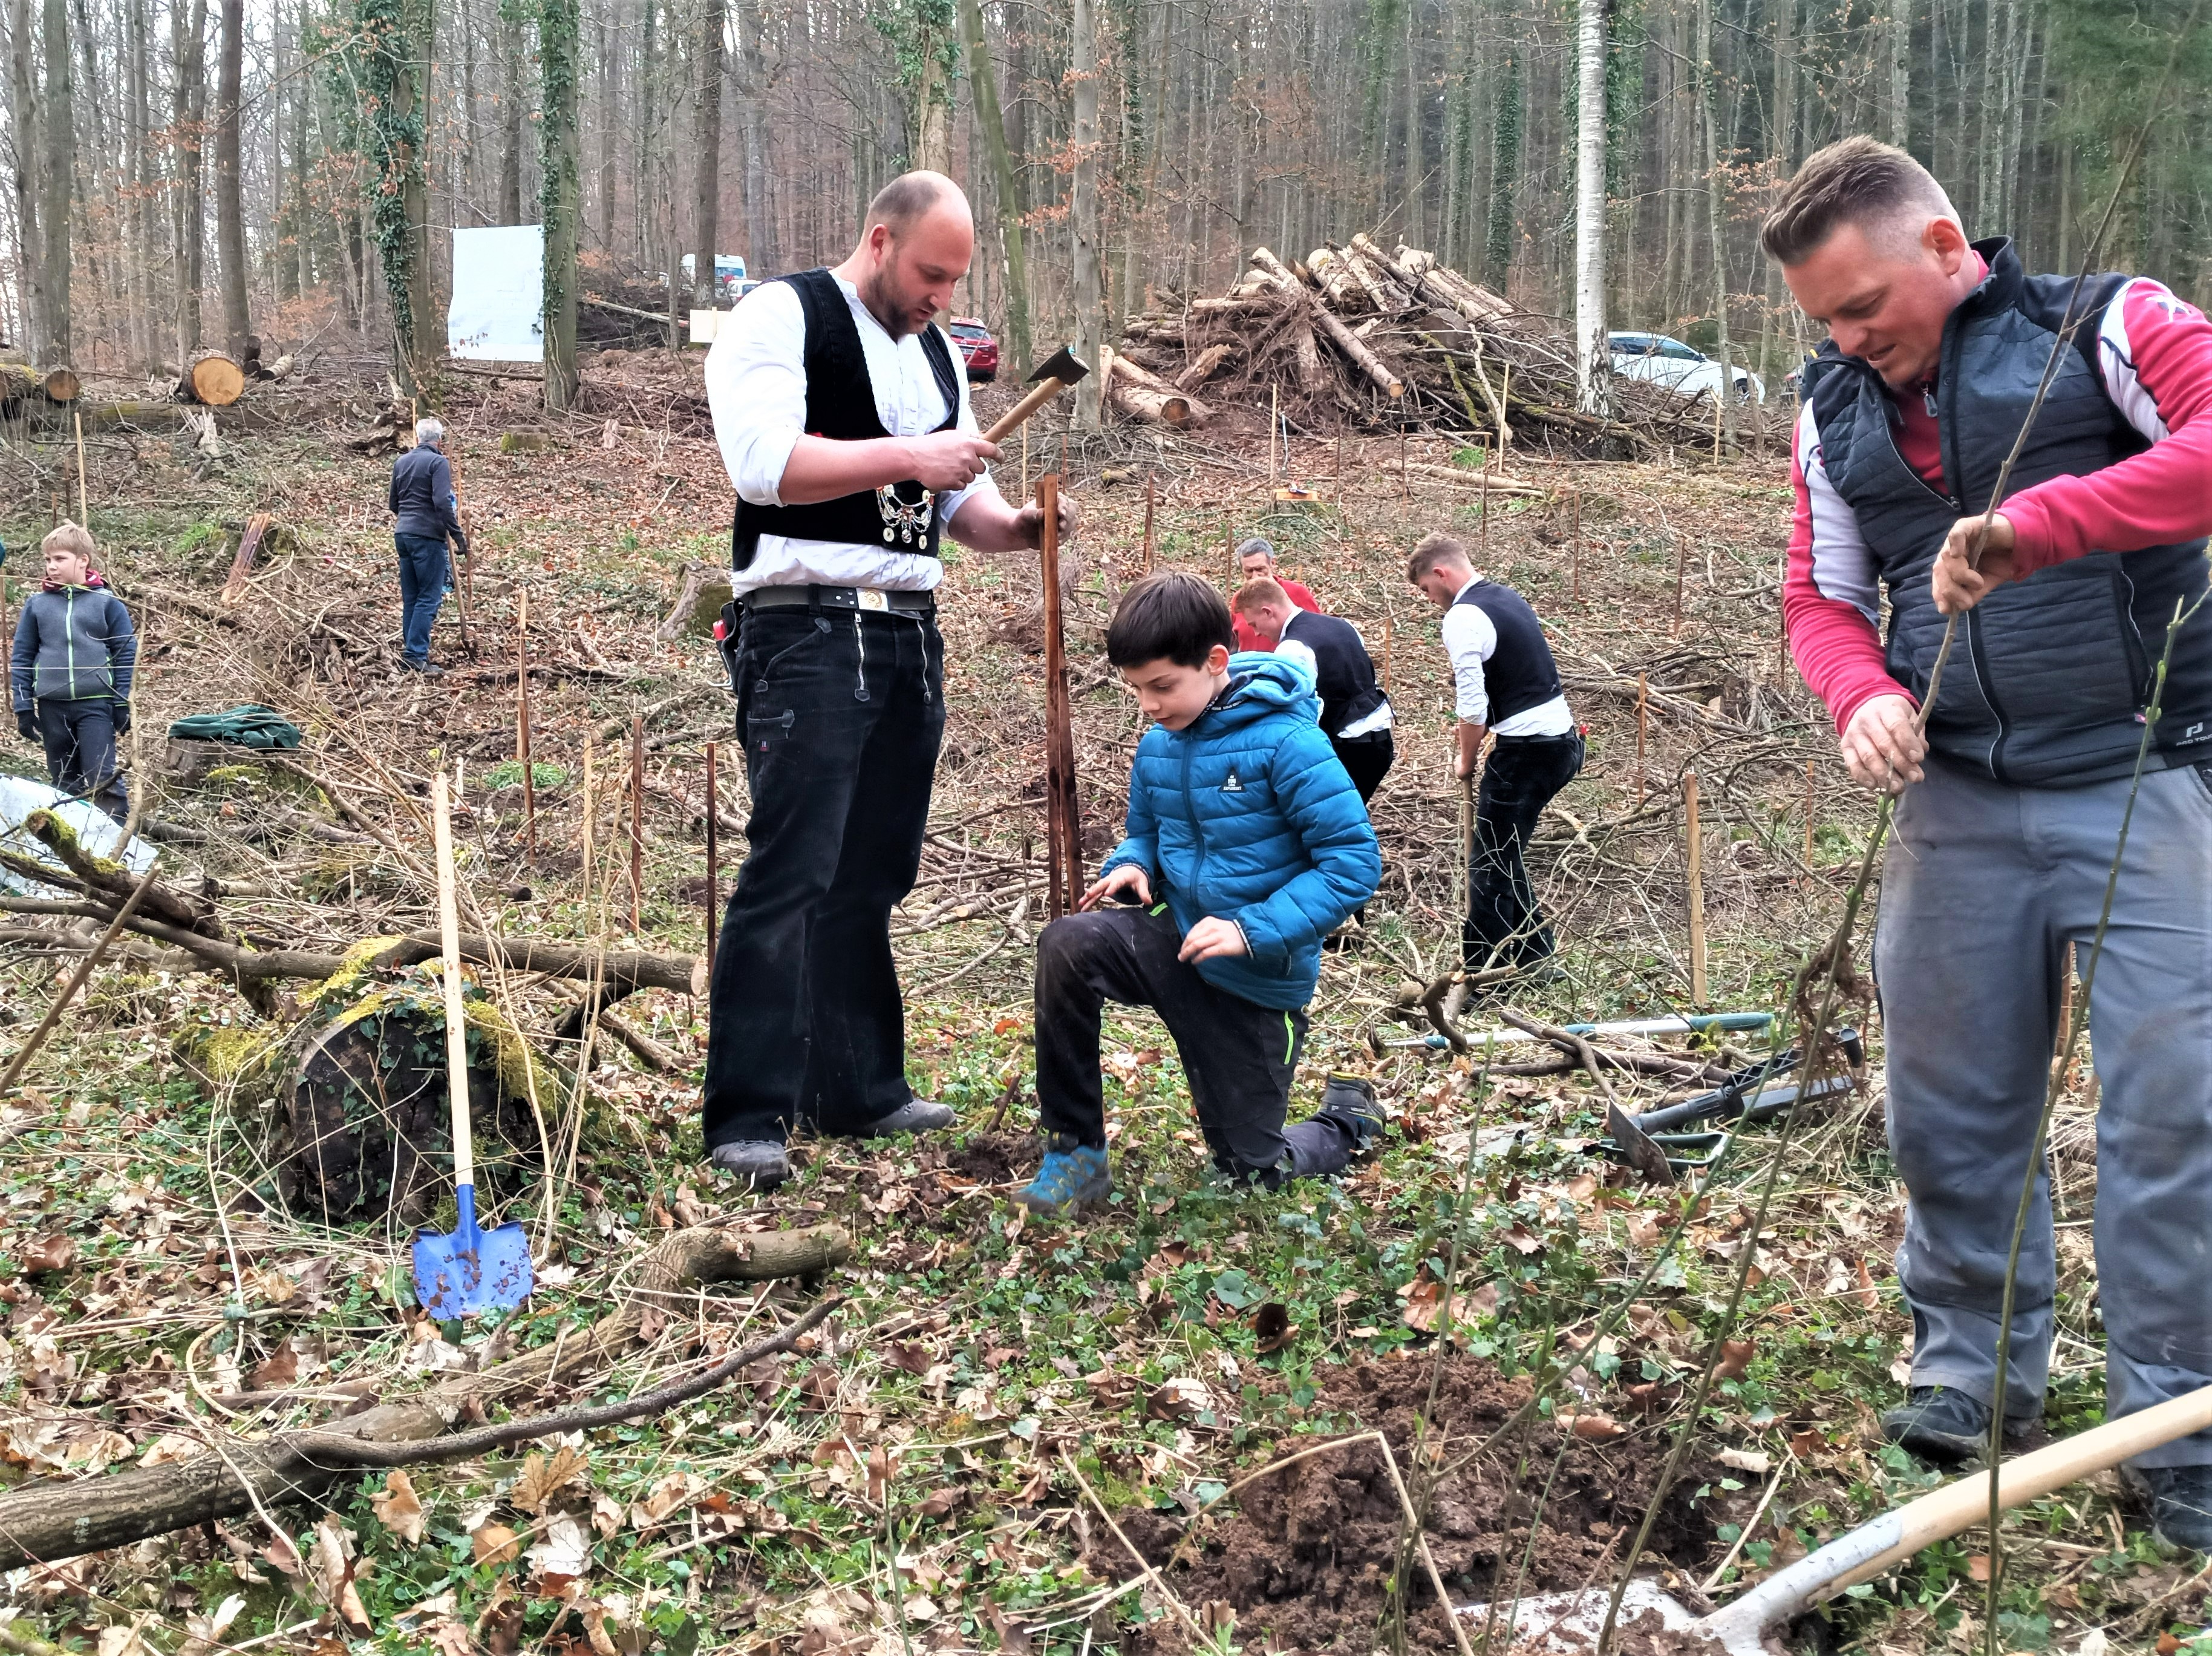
1771, 137, 2212, 1548
1229, 537, 1317, 652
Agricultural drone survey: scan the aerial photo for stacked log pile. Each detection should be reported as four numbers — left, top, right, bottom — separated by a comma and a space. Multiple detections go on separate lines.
1115, 232, 1739, 456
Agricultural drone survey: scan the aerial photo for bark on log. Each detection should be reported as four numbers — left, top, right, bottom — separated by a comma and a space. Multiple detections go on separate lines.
1312, 306, 1405, 398
1387, 243, 1514, 324
1325, 241, 1398, 313
1307, 247, 1369, 313
0, 1223, 851, 1573
1246, 247, 1299, 290
185, 351, 247, 407
1287, 320, 1326, 391
1104, 353, 1211, 426
1104, 376, 1192, 428
657, 560, 735, 641
1175, 343, 1236, 390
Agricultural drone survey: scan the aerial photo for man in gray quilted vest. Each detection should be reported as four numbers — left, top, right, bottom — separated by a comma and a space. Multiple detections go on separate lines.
1769, 136, 2212, 1547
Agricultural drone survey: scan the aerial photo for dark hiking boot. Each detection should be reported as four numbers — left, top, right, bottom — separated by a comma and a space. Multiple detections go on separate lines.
2121, 1464, 2212, 1552
1316, 1073, 1388, 1156
708, 1139, 791, 1191
855, 1098, 956, 1136
1881, 1387, 2037, 1467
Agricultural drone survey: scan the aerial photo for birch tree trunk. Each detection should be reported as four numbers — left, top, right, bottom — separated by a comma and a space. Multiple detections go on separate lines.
690, 0, 723, 304
214, 0, 249, 355
1070, 0, 1101, 430
1573, 0, 1608, 417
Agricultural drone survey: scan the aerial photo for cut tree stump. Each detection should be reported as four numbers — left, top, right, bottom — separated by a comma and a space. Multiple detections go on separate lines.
657, 560, 735, 640
0, 1221, 852, 1573
185, 351, 246, 407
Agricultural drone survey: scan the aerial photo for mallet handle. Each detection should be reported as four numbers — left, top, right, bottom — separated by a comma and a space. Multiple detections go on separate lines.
982, 376, 1073, 445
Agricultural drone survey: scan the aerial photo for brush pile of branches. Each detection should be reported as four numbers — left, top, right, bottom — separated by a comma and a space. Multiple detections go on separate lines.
1111, 232, 1750, 456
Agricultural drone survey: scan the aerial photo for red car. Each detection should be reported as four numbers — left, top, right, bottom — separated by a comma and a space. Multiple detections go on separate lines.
949, 316, 999, 383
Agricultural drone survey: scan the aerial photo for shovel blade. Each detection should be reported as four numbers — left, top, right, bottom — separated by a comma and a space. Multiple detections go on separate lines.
1460, 1579, 1760, 1656
413, 1216, 534, 1320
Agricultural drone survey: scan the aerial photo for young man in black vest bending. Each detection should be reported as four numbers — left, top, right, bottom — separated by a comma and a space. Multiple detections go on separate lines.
1230, 579, 1394, 802
1409, 532, 1582, 978
700, 171, 1079, 1190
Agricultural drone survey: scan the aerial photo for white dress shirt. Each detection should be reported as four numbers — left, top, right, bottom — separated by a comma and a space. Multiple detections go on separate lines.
703, 273, 1004, 594
1440, 577, 1576, 735
1274, 612, 1395, 737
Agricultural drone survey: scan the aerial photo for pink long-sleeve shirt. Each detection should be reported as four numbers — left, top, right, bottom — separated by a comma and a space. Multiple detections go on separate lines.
1784, 271, 2212, 736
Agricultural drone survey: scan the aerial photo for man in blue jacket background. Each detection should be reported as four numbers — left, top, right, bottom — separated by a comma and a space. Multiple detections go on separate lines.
388, 417, 469, 675
1019, 572, 1385, 1216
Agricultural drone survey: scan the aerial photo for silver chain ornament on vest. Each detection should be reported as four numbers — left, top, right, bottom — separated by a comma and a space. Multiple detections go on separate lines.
876, 483, 935, 545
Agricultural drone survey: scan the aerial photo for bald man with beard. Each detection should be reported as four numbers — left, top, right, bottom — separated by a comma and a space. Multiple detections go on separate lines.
700, 171, 1080, 1190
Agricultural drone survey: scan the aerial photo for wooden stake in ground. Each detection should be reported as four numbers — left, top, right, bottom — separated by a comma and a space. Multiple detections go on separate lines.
580, 739, 596, 884
517, 592, 537, 864
1141, 472, 1156, 573
628, 714, 645, 932
1804, 759, 1816, 883
447, 442, 476, 655
1635, 671, 1648, 808
1571, 485, 1582, 603
1479, 447, 1490, 552
1672, 530, 1689, 639
74, 411, 88, 523
1038, 474, 1083, 920
1224, 517, 1236, 586
1269, 382, 1279, 493
703, 741, 720, 979
1021, 422, 1029, 501
1380, 611, 1393, 697
1685, 768, 1708, 1007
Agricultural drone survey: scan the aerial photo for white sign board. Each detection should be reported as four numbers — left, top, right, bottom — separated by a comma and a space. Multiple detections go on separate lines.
449, 225, 546, 362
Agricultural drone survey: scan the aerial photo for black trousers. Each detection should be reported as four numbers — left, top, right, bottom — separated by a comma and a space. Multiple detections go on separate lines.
703, 604, 944, 1148
1465, 730, 1584, 971
38, 698, 127, 822
1034, 905, 1360, 1183
1331, 729, 1394, 804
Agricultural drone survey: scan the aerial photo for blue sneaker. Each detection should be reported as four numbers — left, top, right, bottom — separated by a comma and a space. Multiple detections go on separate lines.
1016, 1142, 1112, 1218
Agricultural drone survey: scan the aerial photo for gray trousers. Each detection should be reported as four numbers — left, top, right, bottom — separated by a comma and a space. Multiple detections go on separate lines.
1879, 756, 2212, 1468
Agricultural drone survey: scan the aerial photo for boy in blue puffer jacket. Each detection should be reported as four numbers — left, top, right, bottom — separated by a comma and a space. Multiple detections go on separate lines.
10, 522, 135, 822
1019, 572, 1386, 1216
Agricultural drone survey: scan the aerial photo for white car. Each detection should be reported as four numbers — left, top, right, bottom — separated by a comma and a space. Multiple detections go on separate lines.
1608, 332, 1763, 403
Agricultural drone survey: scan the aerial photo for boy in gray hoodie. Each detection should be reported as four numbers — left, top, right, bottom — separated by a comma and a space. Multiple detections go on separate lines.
9, 522, 137, 821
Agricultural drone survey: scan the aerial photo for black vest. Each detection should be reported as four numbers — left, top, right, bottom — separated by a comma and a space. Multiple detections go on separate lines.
731, 268, 962, 571
1804, 238, 2212, 786
1280, 610, 1389, 738
1452, 579, 1562, 725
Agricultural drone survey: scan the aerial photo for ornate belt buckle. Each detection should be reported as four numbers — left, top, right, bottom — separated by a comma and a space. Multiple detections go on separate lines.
857, 589, 889, 613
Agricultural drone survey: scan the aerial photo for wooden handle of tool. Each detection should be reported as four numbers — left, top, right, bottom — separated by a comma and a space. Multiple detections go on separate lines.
982, 377, 1070, 445
431, 771, 474, 1189
1853, 1382, 2212, 1586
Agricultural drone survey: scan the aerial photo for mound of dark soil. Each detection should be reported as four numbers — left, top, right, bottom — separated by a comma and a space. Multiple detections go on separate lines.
1114, 1352, 1724, 1655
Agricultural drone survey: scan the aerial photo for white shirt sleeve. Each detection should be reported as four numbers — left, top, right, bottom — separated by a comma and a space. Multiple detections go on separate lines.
704, 281, 807, 508
1440, 601, 1496, 725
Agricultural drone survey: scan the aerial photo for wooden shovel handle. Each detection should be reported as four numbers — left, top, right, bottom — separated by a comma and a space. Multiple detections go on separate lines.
431, 772, 475, 1188
982, 376, 1072, 445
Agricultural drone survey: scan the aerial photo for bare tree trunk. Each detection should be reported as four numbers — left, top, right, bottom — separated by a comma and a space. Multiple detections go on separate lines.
128, 0, 154, 365
636, 0, 656, 262
1573, 0, 1608, 417
7, 0, 45, 359
1071, 0, 1101, 428
214, 0, 248, 355
40, 0, 71, 362
958, 0, 1029, 370
172, 0, 207, 358
690, 0, 723, 303
1400, 0, 1420, 250
498, 2, 523, 223
1888, 0, 1910, 148
541, 0, 581, 408
1697, 0, 1731, 447
596, 0, 618, 245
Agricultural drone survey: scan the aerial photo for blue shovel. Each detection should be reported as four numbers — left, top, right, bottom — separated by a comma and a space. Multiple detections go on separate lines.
412, 771, 533, 1321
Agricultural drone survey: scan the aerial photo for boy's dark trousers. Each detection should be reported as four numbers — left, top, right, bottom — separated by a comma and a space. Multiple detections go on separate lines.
1465, 730, 1584, 970
703, 604, 944, 1149
37, 698, 127, 821
1034, 905, 1363, 1183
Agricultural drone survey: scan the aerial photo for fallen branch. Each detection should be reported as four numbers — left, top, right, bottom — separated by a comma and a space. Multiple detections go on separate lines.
0, 1222, 850, 1571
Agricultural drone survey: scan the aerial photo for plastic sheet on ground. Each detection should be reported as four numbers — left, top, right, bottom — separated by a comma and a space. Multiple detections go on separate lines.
0, 776, 154, 896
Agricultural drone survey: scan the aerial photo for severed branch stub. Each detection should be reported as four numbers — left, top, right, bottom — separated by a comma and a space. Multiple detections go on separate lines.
0, 1221, 850, 1573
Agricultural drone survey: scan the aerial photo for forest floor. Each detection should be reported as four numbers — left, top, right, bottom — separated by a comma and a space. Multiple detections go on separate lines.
0, 351, 2194, 1656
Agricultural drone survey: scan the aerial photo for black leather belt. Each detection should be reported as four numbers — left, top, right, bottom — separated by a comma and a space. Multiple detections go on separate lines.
744, 584, 936, 615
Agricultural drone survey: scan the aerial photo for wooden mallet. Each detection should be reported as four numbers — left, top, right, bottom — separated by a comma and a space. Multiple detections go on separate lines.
981, 345, 1092, 445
